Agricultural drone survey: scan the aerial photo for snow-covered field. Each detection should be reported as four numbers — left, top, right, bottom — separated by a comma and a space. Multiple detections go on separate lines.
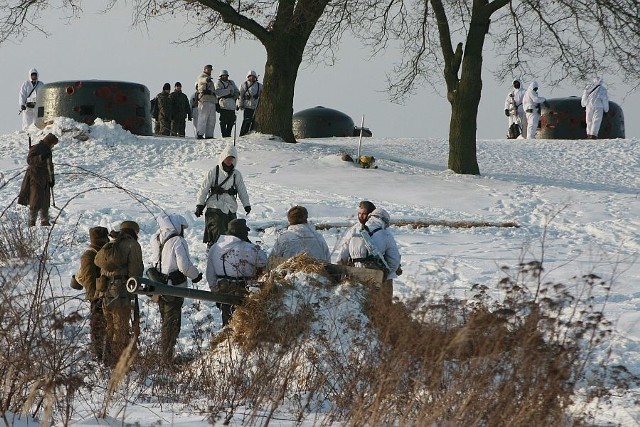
1, 120, 638, 425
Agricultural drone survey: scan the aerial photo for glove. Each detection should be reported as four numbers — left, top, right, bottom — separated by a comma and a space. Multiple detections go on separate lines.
236, 106, 239, 111
21, 105, 26, 111
195, 204, 204, 217
50, 178, 55, 188
192, 273, 203, 283
244, 206, 251, 214
504, 109, 509, 117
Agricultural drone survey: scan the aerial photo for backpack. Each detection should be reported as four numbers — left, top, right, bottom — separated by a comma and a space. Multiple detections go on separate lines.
96, 236, 128, 272
508, 122, 521, 139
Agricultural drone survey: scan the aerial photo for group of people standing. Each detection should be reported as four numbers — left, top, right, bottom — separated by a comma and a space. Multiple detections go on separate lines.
154, 66, 262, 140
23, 139, 401, 367
504, 77, 610, 139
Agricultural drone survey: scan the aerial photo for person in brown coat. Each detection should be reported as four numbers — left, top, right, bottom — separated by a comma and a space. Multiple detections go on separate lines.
94, 220, 144, 367
17, 133, 58, 226
75, 226, 110, 362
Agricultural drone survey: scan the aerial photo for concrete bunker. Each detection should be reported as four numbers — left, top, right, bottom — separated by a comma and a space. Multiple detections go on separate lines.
35, 80, 153, 136
292, 106, 371, 139
538, 97, 625, 139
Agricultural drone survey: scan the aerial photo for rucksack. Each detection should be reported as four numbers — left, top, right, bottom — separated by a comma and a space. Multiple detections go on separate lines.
96, 236, 128, 272
508, 122, 521, 139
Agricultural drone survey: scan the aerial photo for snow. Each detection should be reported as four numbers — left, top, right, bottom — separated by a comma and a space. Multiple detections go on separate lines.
1, 120, 639, 425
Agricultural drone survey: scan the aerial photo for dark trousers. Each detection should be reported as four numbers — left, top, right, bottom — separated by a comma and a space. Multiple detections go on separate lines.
240, 108, 255, 136
90, 298, 107, 360
203, 208, 236, 246
171, 116, 187, 137
159, 296, 184, 360
219, 109, 236, 137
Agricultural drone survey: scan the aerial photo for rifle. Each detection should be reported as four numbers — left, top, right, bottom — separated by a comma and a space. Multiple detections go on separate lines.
358, 228, 391, 272
246, 89, 261, 134
47, 159, 59, 209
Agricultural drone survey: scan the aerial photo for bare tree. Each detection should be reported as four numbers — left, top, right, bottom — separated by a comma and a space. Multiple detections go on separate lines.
361, 0, 640, 174
0, 0, 363, 143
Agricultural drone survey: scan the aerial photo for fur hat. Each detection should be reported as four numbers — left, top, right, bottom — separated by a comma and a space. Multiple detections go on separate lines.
359, 201, 376, 215
89, 226, 109, 245
42, 133, 58, 146
119, 220, 140, 234
227, 219, 250, 240
287, 206, 308, 225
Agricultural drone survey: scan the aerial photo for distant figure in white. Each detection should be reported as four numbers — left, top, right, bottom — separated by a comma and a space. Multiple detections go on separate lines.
581, 77, 610, 139
190, 84, 198, 136
523, 81, 546, 139
18, 68, 44, 132
504, 79, 527, 138
268, 205, 331, 263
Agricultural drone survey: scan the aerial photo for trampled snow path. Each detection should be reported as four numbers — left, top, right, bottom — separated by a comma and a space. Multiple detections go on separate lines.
0, 120, 638, 425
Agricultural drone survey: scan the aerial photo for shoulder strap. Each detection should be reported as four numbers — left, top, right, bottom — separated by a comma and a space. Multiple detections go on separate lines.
156, 232, 180, 270
26, 83, 38, 99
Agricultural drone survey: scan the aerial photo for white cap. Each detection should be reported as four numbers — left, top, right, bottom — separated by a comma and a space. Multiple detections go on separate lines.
219, 69, 229, 77
247, 70, 258, 78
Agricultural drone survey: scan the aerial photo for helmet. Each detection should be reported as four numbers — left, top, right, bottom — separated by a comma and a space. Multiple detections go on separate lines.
219, 69, 229, 77
247, 70, 258, 78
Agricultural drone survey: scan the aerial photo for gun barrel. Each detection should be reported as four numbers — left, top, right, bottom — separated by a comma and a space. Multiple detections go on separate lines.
126, 276, 244, 305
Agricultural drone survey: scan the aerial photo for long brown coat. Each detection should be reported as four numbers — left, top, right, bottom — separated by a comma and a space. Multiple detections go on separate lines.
17, 141, 54, 210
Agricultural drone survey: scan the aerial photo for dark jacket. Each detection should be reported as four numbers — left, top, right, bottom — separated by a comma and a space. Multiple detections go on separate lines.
17, 140, 54, 210
170, 91, 192, 121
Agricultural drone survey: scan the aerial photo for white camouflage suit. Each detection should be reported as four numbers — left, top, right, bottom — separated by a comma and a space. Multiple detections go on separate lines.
581, 77, 609, 138
523, 81, 546, 139
269, 223, 331, 263
18, 68, 44, 132
504, 79, 527, 137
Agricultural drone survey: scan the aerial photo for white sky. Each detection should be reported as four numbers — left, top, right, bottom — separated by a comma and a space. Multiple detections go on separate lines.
1, 2, 638, 139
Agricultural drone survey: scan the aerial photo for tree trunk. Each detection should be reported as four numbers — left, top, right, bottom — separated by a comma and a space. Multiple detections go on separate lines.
446, 8, 491, 175
256, 40, 303, 143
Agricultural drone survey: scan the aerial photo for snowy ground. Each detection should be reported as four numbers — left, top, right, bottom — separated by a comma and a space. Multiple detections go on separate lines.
0, 119, 639, 425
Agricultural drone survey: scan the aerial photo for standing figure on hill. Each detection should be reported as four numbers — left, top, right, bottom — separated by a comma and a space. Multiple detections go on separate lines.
94, 221, 144, 368
75, 226, 110, 362
581, 77, 610, 139
18, 68, 44, 132
169, 82, 192, 137
152, 83, 173, 136
523, 81, 546, 139
195, 144, 251, 248
238, 70, 262, 136
269, 205, 330, 263
149, 213, 202, 362
214, 69, 240, 138
17, 132, 58, 227
504, 79, 527, 139
206, 219, 267, 326
190, 85, 199, 136
337, 208, 401, 303
196, 64, 217, 139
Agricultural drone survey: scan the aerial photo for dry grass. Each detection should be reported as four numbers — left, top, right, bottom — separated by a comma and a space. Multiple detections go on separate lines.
0, 204, 636, 426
